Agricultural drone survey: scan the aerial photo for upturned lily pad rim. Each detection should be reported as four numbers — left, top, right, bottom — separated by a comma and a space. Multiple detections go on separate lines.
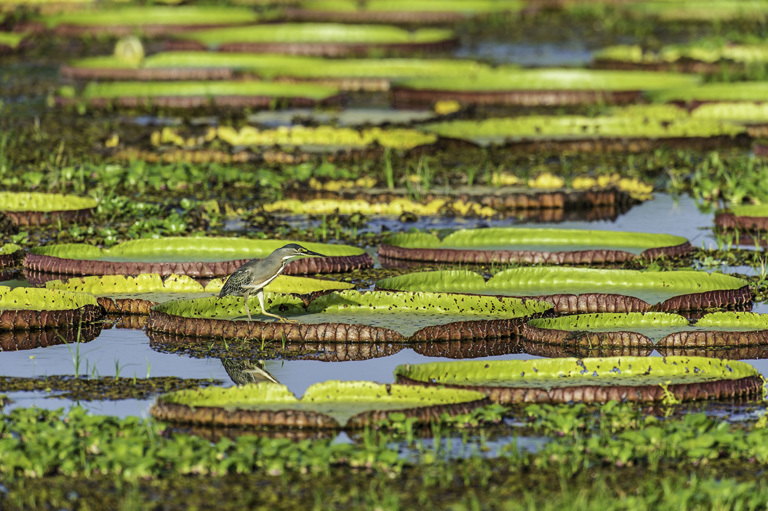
25, 238, 371, 278
176, 23, 455, 46
379, 228, 692, 264
383, 228, 689, 250
77, 81, 340, 101
395, 355, 758, 385
153, 289, 552, 320
44, 273, 353, 296
0, 285, 98, 310
39, 6, 262, 28
0, 191, 98, 212
394, 356, 762, 404
148, 289, 552, 343
394, 68, 700, 92
375, 267, 749, 312
29, 237, 364, 260
152, 380, 489, 429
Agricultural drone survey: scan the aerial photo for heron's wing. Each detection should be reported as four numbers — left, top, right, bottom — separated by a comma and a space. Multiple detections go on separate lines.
219, 267, 254, 297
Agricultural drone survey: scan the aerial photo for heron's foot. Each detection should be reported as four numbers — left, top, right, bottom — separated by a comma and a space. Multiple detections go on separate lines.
276, 316, 299, 324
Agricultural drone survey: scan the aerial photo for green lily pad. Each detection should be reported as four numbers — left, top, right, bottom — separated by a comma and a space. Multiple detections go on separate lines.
715, 204, 768, 231
0, 192, 97, 227
395, 68, 699, 92
151, 380, 489, 429
625, 1, 768, 21
659, 311, 768, 349
649, 82, 768, 103
0, 286, 102, 330
298, 0, 519, 14
45, 273, 354, 314
376, 268, 750, 312
422, 112, 744, 146
176, 23, 454, 47
395, 356, 762, 403
40, 6, 261, 28
0, 31, 25, 49
69, 80, 340, 102
216, 125, 437, 151
148, 289, 552, 342
65, 52, 492, 87
379, 228, 692, 265
595, 42, 768, 66
25, 237, 370, 277
524, 311, 768, 350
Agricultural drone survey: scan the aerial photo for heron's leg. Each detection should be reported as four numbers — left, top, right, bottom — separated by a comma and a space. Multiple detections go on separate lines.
243, 290, 252, 322
257, 289, 298, 323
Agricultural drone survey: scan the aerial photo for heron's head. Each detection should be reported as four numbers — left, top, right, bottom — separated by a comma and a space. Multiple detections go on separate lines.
276, 243, 326, 262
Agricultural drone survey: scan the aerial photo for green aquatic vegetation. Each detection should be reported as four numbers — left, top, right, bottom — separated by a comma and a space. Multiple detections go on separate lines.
396, 68, 699, 92
63, 81, 340, 101
177, 23, 454, 46
690, 153, 768, 207
39, 6, 261, 28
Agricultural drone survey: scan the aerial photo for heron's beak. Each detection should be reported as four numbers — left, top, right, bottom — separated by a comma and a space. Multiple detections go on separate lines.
300, 249, 326, 257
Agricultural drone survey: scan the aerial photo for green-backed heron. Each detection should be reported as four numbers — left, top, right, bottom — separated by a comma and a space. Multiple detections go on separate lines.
218, 243, 326, 322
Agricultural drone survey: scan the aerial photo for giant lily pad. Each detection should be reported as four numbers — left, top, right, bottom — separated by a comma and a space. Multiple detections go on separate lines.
715, 204, 768, 231
45, 273, 354, 314
395, 356, 762, 404
286, 0, 521, 23
378, 228, 692, 265
63, 52, 492, 90
151, 380, 489, 429
392, 69, 699, 107
170, 23, 457, 56
56, 81, 342, 109
376, 268, 751, 313
0, 244, 23, 269
421, 111, 745, 149
0, 192, 97, 226
0, 286, 102, 330
39, 6, 263, 36
624, 1, 768, 22
24, 238, 370, 277
147, 289, 552, 343
658, 311, 768, 349
649, 82, 768, 104
215, 125, 437, 151
522, 311, 768, 350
